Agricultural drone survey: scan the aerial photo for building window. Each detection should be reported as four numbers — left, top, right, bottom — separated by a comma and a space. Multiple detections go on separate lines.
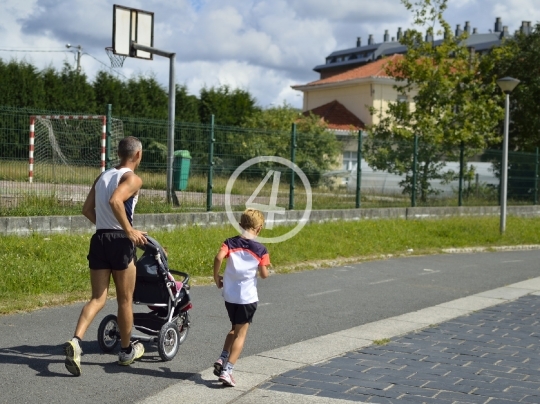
397, 94, 408, 103
343, 151, 357, 171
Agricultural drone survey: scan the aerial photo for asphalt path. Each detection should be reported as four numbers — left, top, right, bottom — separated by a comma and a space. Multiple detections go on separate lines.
1, 250, 539, 404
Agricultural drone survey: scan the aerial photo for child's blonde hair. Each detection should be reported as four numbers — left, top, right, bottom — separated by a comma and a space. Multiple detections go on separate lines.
239, 208, 265, 231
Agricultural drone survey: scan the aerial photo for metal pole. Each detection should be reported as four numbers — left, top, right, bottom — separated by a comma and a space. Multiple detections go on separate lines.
535, 147, 539, 205
167, 54, 178, 206
207, 115, 215, 212
289, 123, 296, 210
356, 130, 362, 208
458, 141, 464, 206
105, 104, 112, 169
131, 43, 178, 206
76, 46, 82, 72
500, 93, 510, 234
412, 135, 418, 207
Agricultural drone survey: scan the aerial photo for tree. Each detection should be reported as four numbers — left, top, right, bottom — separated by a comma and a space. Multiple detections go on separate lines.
484, 24, 540, 152
93, 71, 128, 115
175, 85, 200, 123
0, 59, 46, 108
241, 104, 341, 184
199, 85, 259, 126
366, 0, 504, 202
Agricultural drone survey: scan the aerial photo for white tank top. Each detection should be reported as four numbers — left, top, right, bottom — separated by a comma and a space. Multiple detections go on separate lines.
95, 167, 138, 230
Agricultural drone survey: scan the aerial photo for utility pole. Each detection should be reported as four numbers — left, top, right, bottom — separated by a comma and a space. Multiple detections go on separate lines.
66, 44, 82, 72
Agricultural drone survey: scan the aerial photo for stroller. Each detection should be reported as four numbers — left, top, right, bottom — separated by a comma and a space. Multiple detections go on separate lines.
97, 236, 192, 361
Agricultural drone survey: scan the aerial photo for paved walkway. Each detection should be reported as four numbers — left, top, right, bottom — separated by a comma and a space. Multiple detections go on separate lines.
140, 277, 540, 404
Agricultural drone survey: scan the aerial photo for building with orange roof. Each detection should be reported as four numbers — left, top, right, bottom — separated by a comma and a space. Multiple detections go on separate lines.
293, 54, 404, 129
293, 17, 530, 181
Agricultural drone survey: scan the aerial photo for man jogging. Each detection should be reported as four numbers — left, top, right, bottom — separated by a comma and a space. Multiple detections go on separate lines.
64, 136, 147, 376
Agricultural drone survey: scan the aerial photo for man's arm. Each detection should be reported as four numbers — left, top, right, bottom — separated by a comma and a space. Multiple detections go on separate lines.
109, 172, 147, 245
82, 177, 100, 224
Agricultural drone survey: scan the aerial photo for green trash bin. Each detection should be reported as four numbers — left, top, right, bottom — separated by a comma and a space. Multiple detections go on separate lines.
173, 150, 191, 191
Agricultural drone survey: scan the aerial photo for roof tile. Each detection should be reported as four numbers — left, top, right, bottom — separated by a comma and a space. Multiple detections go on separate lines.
305, 54, 403, 86
303, 100, 365, 130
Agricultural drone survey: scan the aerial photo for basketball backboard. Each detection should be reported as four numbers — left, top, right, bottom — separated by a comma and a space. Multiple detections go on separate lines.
112, 4, 154, 60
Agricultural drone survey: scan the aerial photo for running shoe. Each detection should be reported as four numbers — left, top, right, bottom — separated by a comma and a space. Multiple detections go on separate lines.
118, 342, 145, 366
219, 371, 236, 387
63, 338, 83, 376
213, 358, 224, 376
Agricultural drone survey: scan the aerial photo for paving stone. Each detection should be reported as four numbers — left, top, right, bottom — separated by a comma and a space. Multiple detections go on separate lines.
302, 365, 340, 375
386, 385, 439, 397
266, 383, 320, 395
332, 368, 387, 381
521, 395, 540, 403
376, 376, 430, 387
317, 391, 371, 403
434, 391, 489, 403
455, 380, 506, 393
340, 378, 393, 390
268, 376, 307, 386
494, 378, 540, 390
398, 394, 454, 403
300, 380, 352, 393
319, 361, 372, 372
280, 369, 305, 378
297, 371, 349, 384
478, 369, 526, 380
364, 368, 417, 379
470, 388, 526, 401
505, 386, 540, 397
423, 380, 473, 394
484, 399, 520, 404
314, 390, 371, 402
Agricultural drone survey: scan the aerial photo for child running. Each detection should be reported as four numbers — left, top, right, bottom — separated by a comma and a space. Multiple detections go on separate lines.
213, 208, 270, 387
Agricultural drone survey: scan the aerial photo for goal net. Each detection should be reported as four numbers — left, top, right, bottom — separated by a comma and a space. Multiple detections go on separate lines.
29, 115, 124, 201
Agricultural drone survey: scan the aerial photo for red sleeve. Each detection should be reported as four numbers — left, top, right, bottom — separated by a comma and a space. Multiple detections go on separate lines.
260, 253, 270, 266
220, 243, 230, 258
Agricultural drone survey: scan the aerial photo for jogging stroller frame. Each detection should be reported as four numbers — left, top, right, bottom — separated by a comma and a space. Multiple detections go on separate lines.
96, 236, 192, 361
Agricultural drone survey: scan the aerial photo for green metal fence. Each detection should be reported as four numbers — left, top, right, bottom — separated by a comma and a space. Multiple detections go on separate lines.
0, 104, 538, 217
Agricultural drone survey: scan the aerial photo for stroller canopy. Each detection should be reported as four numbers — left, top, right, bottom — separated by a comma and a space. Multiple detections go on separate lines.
136, 236, 169, 280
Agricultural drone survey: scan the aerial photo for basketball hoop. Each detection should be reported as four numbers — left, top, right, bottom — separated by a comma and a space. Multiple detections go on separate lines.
105, 47, 127, 68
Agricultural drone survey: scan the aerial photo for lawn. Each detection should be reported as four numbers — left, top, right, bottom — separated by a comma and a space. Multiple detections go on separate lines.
1, 216, 539, 314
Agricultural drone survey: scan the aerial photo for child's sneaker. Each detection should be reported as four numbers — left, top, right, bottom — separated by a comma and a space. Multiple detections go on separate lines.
213, 358, 224, 376
63, 338, 83, 376
219, 371, 236, 387
118, 342, 145, 366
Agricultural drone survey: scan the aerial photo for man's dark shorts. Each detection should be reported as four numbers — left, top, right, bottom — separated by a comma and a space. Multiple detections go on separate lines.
88, 230, 136, 270
224, 301, 257, 325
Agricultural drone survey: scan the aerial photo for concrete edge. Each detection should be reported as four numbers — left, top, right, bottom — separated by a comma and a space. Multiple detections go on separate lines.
442, 245, 540, 253
4, 205, 540, 237
138, 276, 540, 404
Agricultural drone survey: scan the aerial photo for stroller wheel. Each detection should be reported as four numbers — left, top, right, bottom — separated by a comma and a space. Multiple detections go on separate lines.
158, 322, 179, 361
97, 314, 120, 353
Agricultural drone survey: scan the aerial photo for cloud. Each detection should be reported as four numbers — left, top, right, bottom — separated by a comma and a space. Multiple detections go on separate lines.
1, 0, 536, 111
288, 0, 405, 23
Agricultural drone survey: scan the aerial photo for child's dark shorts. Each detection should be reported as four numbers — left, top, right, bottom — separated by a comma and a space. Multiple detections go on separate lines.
88, 229, 136, 270
224, 301, 258, 325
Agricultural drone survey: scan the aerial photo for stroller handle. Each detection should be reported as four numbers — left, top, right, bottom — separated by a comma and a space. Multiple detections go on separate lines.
169, 270, 190, 287
142, 242, 159, 254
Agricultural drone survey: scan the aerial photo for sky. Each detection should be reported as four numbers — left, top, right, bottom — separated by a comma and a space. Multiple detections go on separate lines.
1, 0, 539, 110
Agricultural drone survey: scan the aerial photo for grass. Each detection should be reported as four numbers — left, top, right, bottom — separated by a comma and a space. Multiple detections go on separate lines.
373, 338, 391, 346
1, 159, 510, 217
1, 215, 540, 315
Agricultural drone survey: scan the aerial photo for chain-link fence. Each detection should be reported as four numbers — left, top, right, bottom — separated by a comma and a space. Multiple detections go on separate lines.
1, 105, 539, 216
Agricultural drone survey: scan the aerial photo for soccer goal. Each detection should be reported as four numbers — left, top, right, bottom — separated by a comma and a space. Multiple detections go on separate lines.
29, 115, 124, 185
